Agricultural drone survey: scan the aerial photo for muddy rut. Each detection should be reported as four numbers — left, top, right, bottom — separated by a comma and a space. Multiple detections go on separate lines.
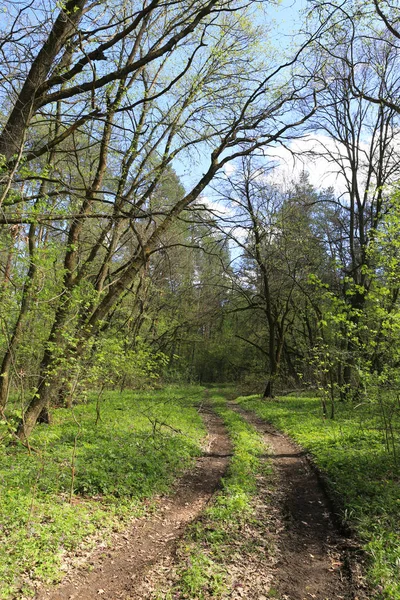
231, 403, 365, 600
36, 410, 232, 600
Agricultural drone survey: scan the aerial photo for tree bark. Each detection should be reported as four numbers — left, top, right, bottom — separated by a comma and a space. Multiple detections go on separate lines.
16, 306, 68, 439
0, 0, 86, 162
263, 378, 274, 398
0, 223, 37, 407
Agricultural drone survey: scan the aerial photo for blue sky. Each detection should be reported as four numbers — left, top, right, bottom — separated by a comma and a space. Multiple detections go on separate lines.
174, 0, 310, 193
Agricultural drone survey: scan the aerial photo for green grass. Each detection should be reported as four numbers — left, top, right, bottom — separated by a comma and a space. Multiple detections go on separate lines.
0, 385, 206, 599
236, 394, 400, 599
165, 392, 273, 600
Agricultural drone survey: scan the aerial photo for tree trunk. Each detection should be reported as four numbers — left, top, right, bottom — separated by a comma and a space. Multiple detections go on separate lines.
0, 368, 10, 409
0, 223, 37, 407
342, 358, 352, 400
16, 369, 55, 439
15, 295, 71, 439
263, 328, 285, 398
0, 288, 34, 407
263, 378, 274, 398
0, 0, 86, 162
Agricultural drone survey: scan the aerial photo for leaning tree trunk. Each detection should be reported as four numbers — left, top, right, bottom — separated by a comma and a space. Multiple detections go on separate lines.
0, 0, 86, 163
15, 296, 70, 440
0, 224, 37, 408
16, 366, 55, 439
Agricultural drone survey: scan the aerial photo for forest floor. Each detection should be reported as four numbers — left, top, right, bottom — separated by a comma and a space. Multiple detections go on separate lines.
36, 409, 232, 600
33, 394, 366, 600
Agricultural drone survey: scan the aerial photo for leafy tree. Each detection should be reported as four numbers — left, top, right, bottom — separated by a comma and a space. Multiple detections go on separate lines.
0, 0, 319, 437
214, 158, 328, 396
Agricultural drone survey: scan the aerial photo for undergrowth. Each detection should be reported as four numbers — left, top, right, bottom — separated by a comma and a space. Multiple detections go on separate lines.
161, 392, 273, 600
0, 386, 205, 599
236, 394, 400, 600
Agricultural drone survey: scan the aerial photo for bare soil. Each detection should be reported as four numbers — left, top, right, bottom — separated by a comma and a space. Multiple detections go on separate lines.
230, 403, 368, 600
35, 410, 232, 600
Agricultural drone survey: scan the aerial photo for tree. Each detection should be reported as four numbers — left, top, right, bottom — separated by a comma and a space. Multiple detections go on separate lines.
214, 158, 327, 396
298, 29, 400, 395
0, 0, 318, 438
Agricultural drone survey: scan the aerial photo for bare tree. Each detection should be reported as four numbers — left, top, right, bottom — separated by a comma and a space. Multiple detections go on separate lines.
299, 31, 400, 394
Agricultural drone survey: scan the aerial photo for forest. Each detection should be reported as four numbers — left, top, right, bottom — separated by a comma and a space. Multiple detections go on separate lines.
1, 0, 400, 598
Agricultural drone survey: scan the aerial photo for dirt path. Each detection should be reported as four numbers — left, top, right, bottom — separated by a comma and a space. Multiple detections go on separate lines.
36, 409, 232, 600
35, 400, 367, 600
230, 403, 366, 600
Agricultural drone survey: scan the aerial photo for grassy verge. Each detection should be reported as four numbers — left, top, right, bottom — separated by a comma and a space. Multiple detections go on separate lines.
236, 394, 400, 599
156, 392, 275, 599
0, 385, 206, 599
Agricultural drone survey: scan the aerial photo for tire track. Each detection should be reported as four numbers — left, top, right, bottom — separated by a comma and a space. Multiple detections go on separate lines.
229, 403, 365, 600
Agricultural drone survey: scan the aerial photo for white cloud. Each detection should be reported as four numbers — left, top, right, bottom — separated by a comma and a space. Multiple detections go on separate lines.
198, 194, 234, 217
262, 134, 376, 197
223, 162, 236, 177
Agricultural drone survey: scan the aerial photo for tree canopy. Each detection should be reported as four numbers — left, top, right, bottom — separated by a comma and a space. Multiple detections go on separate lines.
1, 0, 400, 441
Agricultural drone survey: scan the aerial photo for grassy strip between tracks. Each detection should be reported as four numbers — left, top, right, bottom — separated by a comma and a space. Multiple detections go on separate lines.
236, 394, 400, 600
0, 385, 206, 599
155, 393, 275, 600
